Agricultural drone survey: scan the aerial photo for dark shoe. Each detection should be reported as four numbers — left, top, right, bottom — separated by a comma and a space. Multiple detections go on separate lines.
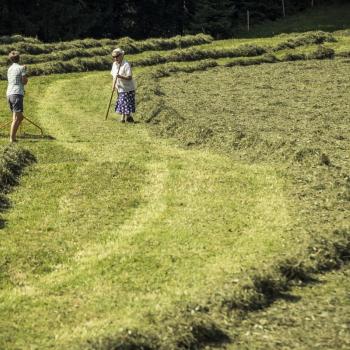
126, 116, 134, 123
120, 118, 126, 123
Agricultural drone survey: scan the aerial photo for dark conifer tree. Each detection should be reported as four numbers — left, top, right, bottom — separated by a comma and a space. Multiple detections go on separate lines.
190, 0, 236, 38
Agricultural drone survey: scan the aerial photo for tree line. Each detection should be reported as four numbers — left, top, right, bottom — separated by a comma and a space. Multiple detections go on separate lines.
0, 0, 334, 42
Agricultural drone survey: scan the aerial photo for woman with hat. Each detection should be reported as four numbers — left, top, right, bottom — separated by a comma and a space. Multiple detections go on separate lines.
111, 48, 136, 123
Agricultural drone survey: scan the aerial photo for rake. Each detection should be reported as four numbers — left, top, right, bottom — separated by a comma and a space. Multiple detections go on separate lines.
105, 62, 122, 120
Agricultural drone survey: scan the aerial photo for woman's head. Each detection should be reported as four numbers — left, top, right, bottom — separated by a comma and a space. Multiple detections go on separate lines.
8, 50, 20, 63
112, 48, 124, 63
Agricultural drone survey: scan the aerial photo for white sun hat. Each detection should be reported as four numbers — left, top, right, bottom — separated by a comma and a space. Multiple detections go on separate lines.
112, 48, 125, 57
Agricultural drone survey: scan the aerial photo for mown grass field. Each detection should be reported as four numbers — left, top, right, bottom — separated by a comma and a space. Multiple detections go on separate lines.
153, 59, 350, 349
0, 5, 350, 349
0, 66, 305, 349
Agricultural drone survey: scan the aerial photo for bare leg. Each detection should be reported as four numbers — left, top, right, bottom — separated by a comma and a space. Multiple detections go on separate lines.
10, 112, 24, 142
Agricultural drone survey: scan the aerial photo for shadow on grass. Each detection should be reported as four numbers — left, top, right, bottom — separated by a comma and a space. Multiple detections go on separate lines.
0, 132, 55, 141
0, 195, 10, 229
19, 133, 56, 141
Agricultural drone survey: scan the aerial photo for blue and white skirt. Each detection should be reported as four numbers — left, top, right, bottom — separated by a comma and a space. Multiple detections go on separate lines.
115, 91, 136, 115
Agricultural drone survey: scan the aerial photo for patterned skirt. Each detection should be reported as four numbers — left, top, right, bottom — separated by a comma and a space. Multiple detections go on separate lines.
115, 90, 136, 115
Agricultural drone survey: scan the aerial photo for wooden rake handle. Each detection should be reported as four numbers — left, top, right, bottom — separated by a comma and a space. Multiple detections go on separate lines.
105, 62, 122, 120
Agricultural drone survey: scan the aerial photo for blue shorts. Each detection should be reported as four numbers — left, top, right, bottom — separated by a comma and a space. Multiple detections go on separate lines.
8, 94, 24, 113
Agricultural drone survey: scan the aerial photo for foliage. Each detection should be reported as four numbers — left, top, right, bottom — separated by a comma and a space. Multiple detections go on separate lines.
190, 0, 236, 38
0, 0, 338, 41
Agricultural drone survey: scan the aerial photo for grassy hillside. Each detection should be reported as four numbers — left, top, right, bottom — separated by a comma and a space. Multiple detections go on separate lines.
0, 69, 304, 349
0, 28, 349, 349
236, 1, 350, 37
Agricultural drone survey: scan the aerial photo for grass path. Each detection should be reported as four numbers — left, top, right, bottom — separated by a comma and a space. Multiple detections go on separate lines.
0, 71, 299, 348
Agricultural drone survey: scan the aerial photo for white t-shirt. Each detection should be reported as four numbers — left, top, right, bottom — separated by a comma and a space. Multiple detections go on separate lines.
7, 63, 26, 96
111, 60, 136, 93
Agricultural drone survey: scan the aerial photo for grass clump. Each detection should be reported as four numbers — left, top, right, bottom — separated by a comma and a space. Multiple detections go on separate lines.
272, 31, 336, 51
307, 45, 335, 59
0, 34, 41, 45
0, 144, 36, 192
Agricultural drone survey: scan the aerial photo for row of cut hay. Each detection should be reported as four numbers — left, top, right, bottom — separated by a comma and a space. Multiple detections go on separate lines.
0, 34, 41, 45
279, 45, 335, 61
0, 33, 213, 56
1, 41, 255, 66
0, 145, 36, 193
0, 31, 334, 66
0, 145, 36, 229
272, 31, 337, 51
223, 45, 335, 67
0, 145, 36, 287
0, 31, 337, 78
337, 50, 350, 57
0, 44, 337, 80
0, 44, 265, 79
0, 46, 113, 65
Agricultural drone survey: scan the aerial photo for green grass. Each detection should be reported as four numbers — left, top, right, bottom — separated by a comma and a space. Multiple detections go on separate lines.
141, 58, 350, 347
0, 68, 302, 349
236, 1, 350, 37
0, 29, 349, 348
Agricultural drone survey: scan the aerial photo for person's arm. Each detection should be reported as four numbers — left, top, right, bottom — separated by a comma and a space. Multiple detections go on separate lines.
117, 74, 132, 80
22, 65, 28, 85
117, 63, 132, 80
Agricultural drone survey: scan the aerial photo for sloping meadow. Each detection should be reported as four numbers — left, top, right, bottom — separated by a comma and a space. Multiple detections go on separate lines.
131, 57, 350, 347
0, 31, 349, 349
83, 47, 350, 348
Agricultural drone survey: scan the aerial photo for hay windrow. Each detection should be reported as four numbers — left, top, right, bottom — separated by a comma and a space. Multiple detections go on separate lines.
0, 34, 213, 57
0, 31, 340, 79
0, 144, 36, 192
0, 145, 36, 286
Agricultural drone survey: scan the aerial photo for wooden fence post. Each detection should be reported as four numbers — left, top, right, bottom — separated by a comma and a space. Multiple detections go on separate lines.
282, 0, 286, 17
247, 10, 250, 32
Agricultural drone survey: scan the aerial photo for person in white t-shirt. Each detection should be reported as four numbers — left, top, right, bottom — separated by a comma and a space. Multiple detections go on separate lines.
111, 48, 136, 123
6, 50, 28, 142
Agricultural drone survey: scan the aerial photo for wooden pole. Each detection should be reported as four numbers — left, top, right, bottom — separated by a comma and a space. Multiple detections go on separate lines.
105, 59, 122, 120
247, 10, 250, 32
282, 0, 286, 17
311, 0, 314, 7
